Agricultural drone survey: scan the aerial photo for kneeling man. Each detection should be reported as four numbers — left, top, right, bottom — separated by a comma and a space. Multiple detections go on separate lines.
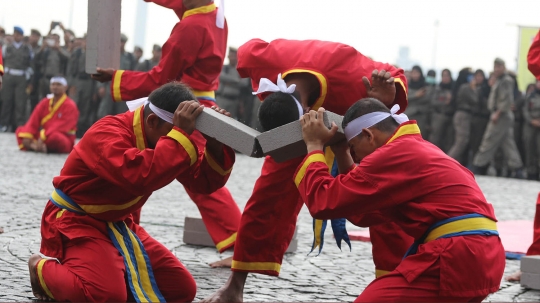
28, 82, 236, 302
16, 77, 79, 153
296, 98, 505, 302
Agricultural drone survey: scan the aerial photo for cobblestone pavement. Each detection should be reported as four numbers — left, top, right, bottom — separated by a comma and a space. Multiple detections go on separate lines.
1, 132, 540, 302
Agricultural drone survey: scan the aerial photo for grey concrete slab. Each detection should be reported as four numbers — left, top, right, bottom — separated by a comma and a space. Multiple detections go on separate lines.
522, 256, 540, 274
522, 272, 540, 290
86, 0, 121, 74
257, 111, 345, 163
195, 107, 263, 157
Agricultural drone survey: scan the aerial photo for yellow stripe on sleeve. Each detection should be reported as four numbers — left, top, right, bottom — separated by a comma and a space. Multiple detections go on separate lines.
167, 129, 197, 166
204, 149, 232, 176
294, 153, 327, 187
112, 70, 125, 102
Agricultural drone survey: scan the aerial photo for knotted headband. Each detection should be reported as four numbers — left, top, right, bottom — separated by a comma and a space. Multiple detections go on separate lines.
344, 104, 409, 141
253, 73, 304, 118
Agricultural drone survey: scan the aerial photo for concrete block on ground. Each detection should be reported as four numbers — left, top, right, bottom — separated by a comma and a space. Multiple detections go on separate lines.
86, 0, 121, 74
256, 111, 345, 163
182, 217, 298, 252
196, 107, 263, 157
521, 256, 540, 274
521, 272, 540, 290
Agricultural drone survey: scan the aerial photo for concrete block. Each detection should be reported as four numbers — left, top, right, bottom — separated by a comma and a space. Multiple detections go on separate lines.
86, 0, 121, 74
521, 256, 540, 274
182, 217, 298, 252
183, 217, 214, 247
196, 107, 263, 157
521, 272, 540, 290
256, 111, 345, 163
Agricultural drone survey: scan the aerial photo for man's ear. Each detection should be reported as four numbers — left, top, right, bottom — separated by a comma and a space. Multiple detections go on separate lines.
146, 113, 160, 130
363, 128, 376, 145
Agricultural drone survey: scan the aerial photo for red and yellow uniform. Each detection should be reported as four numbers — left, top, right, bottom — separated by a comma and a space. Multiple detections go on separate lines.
110, 1, 227, 102
0, 47, 4, 75
526, 31, 540, 256
528, 30, 540, 80
295, 121, 505, 301
36, 106, 235, 301
16, 94, 78, 153
110, 0, 240, 252
232, 38, 412, 277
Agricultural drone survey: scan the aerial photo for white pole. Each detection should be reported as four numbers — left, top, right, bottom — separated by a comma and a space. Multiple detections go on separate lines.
68, 0, 74, 29
133, 0, 148, 54
431, 19, 439, 70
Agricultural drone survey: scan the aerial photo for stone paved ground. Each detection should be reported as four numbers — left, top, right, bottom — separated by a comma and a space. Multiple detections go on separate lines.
1, 132, 540, 301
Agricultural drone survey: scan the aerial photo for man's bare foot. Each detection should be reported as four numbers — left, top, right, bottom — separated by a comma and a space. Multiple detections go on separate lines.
201, 285, 243, 303
209, 256, 233, 268
506, 270, 522, 282
28, 254, 51, 301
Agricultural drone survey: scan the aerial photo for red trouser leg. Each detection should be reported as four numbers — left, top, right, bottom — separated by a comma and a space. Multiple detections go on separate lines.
186, 130, 241, 252
185, 186, 241, 252
40, 236, 196, 302
45, 132, 74, 153
135, 234, 197, 302
39, 237, 128, 302
355, 271, 485, 303
527, 193, 540, 255
232, 156, 304, 276
370, 222, 414, 277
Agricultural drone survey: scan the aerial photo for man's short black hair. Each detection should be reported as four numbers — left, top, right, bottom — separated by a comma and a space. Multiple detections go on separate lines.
342, 98, 399, 134
144, 81, 196, 121
258, 92, 300, 131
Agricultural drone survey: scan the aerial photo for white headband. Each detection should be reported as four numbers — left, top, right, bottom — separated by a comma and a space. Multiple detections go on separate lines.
216, 0, 225, 29
126, 97, 174, 124
50, 76, 67, 86
344, 104, 409, 141
253, 73, 304, 118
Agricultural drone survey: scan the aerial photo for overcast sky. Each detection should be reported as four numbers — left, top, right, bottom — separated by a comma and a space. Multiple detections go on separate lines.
1, 0, 539, 80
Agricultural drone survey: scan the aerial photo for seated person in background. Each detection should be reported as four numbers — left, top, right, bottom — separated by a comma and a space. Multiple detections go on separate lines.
16, 77, 78, 153
28, 82, 236, 302
296, 98, 505, 302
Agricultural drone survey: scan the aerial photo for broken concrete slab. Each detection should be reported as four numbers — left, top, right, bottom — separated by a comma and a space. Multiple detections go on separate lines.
183, 217, 298, 252
521, 256, 540, 274
196, 107, 264, 157
256, 111, 345, 163
86, 0, 121, 74
521, 272, 540, 290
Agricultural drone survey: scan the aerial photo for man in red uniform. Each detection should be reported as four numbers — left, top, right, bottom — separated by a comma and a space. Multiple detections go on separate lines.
295, 98, 504, 301
16, 77, 78, 153
92, 0, 240, 253
507, 29, 540, 282
27, 82, 236, 301
204, 38, 412, 302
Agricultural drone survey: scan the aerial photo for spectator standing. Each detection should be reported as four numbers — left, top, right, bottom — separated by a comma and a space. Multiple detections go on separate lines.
96, 34, 136, 118
133, 46, 144, 64
469, 70, 492, 163
472, 58, 524, 176
510, 72, 527, 163
34, 34, 69, 99
447, 69, 475, 164
523, 80, 540, 180
67, 36, 95, 136
28, 29, 42, 111
0, 26, 33, 132
404, 65, 431, 138
429, 68, 455, 151
136, 44, 161, 72
216, 47, 243, 120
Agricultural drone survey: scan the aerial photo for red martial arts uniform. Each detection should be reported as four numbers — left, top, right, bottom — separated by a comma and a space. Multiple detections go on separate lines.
526, 30, 540, 256
528, 30, 540, 81
232, 38, 412, 277
0, 47, 4, 75
37, 106, 235, 301
108, 1, 240, 252
16, 94, 78, 153
295, 121, 505, 301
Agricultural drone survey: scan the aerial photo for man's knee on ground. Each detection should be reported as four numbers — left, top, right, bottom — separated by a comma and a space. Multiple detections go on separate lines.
45, 132, 73, 153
